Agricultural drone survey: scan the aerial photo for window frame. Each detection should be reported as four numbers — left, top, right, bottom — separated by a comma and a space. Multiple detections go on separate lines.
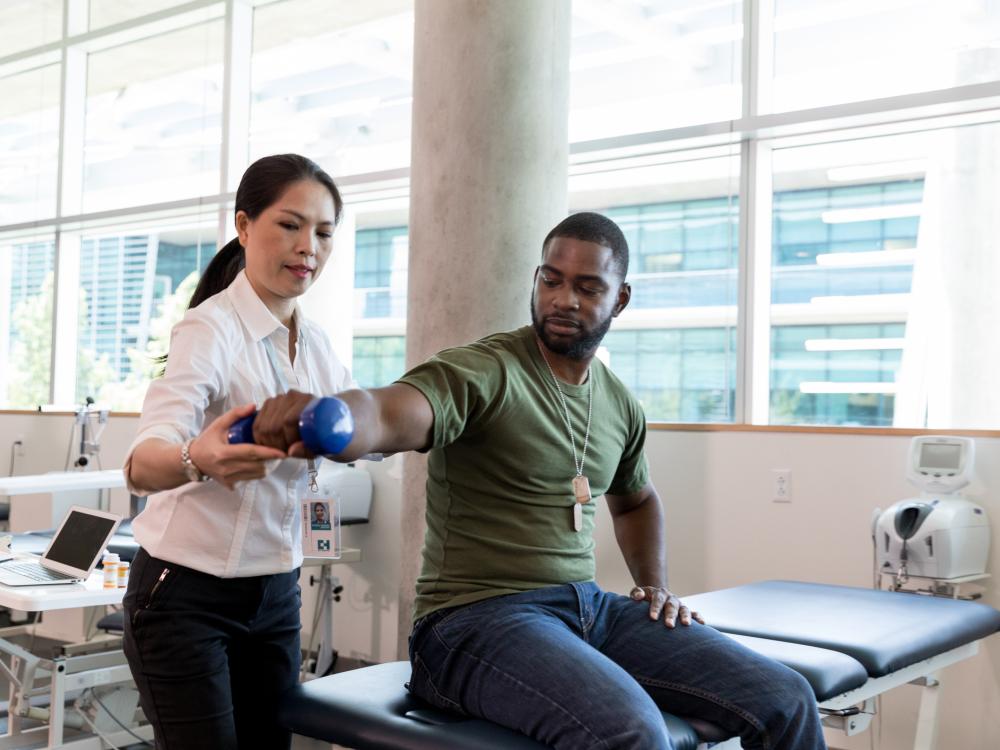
2, 0, 1000, 431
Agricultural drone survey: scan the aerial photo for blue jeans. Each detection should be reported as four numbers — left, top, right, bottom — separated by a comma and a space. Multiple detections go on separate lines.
122, 548, 302, 750
408, 582, 826, 750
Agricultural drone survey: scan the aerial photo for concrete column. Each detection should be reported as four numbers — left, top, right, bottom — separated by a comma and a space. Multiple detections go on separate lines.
398, 0, 571, 656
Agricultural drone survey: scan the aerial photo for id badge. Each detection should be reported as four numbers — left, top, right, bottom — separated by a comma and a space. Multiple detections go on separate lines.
300, 462, 341, 559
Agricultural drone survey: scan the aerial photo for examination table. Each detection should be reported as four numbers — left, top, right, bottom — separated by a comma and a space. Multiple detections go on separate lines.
279, 580, 1000, 750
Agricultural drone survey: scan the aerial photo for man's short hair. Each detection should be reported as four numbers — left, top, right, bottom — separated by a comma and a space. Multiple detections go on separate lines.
543, 212, 629, 279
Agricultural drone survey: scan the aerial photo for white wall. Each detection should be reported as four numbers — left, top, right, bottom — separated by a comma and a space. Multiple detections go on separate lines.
2, 415, 997, 749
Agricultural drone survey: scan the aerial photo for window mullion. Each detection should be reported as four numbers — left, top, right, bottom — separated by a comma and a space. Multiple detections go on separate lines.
217, 0, 252, 248
50, 0, 89, 405
736, 139, 773, 424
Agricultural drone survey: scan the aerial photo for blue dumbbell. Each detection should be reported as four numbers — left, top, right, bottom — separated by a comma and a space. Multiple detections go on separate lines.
227, 397, 354, 456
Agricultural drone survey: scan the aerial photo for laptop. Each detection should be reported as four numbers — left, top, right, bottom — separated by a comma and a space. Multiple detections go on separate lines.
0, 506, 121, 587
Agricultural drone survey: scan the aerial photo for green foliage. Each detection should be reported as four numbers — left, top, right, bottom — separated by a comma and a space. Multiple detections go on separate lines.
6, 275, 54, 408
5, 271, 198, 410
96, 271, 198, 410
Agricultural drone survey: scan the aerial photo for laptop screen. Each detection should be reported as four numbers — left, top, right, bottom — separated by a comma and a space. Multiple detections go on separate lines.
44, 510, 118, 571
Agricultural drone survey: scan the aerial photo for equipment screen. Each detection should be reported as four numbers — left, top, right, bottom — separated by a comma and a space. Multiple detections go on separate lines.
45, 511, 117, 570
919, 442, 962, 471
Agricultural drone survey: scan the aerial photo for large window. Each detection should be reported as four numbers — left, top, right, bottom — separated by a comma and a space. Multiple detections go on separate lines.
250, 0, 414, 177
0, 1, 415, 410
771, 0, 1000, 111
353, 336, 406, 389
0, 64, 61, 225
351, 226, 409, 387
2, 1, 999, 429
82, 21, 225, 213
0, 236, 55, 408
73, 220, 216, 409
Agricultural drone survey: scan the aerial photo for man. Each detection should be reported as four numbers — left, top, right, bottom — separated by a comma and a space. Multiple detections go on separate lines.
254, 213, 826, 749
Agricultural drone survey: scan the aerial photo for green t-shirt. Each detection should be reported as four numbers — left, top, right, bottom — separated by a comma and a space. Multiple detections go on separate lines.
398, 326, 649, 622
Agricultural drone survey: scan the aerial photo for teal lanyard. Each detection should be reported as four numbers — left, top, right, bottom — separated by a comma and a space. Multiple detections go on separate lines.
261, 332, 318, 492
262, 336, 290, 393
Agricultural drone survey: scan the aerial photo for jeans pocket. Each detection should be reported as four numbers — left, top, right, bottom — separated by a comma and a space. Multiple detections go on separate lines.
408, 652, 463, 714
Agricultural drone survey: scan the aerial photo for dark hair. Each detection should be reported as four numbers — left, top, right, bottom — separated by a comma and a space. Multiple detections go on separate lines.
155, 155, 341, 374
543, 212, 629, 279
187, 153, 344, 309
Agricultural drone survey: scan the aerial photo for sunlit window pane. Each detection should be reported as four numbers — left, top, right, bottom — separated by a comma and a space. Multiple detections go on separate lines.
0, 65, 61, 224
250, 0, 414, 178
0, 235, 55, 408
570, 0, 742, 141
0, 0, 62, 57
74, 218, 217, 410
88, 0, 191, 30
82, 22, 224, 213
572, 146, 741, 422
772, 0, 1000, 111
352, 335, 406, 388
354, 226, 408, 320
771, 121, 1000, 428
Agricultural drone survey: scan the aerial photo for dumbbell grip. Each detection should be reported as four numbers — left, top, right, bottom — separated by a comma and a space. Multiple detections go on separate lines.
227, 397, 355, 456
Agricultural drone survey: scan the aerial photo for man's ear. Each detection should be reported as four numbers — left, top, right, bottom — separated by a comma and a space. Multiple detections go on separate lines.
613, 282, 631, 317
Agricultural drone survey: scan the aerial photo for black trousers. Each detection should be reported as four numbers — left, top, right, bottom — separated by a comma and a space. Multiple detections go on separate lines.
122, 548, 301, 750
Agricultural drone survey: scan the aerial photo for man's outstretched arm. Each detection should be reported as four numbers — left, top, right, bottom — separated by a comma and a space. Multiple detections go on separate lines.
606, 483, 703, 628
252, 383, 434, 461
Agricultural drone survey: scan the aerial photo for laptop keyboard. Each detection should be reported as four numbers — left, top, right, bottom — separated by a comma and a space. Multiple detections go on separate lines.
0, 561, 77, 582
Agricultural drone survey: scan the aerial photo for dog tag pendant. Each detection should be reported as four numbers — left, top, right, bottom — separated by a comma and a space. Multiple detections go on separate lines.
573, 502, 583, 532
572, 475, 591, 505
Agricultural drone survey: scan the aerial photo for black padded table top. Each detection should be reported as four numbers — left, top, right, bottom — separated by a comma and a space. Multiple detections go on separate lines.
725, 633, 867, 701
686, 580, 1000, 677
279, 661, 705, 750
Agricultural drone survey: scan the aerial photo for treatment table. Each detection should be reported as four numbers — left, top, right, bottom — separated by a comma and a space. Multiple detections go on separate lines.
279, 580, 1000, 750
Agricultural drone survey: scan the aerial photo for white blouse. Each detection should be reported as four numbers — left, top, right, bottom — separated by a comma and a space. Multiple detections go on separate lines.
124, 270, 353, 577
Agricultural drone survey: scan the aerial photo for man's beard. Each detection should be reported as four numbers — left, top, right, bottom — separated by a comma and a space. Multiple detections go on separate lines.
530, 301, 614, 361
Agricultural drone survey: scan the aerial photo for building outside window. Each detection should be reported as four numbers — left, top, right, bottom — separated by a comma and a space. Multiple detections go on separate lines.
2, 0, 998, 430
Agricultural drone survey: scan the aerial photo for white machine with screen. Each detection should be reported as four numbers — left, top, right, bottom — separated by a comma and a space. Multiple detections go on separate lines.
905, 435, 975, 494
875, 436, 989, 582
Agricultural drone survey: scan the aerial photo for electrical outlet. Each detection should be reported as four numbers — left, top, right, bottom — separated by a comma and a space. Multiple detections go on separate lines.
13, 435, 25, 456
772, 469, 792, 502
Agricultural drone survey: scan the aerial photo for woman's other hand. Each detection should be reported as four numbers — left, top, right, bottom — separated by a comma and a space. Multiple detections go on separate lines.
189, 404, 287, 490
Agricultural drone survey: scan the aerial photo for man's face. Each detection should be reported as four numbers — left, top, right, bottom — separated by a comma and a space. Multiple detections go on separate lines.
315, 505, 326, 521
530, 236, 630, 360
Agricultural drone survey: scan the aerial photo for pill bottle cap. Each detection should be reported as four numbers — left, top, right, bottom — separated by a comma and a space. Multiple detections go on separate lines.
102, 552, 120, 563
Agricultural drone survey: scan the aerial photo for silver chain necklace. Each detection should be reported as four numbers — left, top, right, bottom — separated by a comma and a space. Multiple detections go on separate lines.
540, 348, 592, 477
537, 339, 594, 531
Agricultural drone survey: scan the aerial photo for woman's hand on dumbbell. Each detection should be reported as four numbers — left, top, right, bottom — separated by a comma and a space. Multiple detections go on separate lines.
254, 390, 320, 457
189, 403, 288, 489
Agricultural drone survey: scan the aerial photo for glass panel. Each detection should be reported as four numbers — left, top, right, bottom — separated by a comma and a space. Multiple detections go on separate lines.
772, 0, 1000, 111
354, 226, 409, 319
570, 0, 742, 141
82, 21, 224, 213
771, 121, 1000, 428
0, 65, 61, 225
89, 0, 190, 30
74, 219, 217, 410
250, 0, 415, 179
571, 146, 741, 422
352, 335, 406, 388
0, 0, 63, 57
0, 235, 56, 408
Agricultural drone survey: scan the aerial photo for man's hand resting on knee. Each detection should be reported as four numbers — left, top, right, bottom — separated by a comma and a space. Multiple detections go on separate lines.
630, 586, 705, 629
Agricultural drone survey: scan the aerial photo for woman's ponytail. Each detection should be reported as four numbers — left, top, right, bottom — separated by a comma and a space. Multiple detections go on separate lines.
188, 238, 246, 311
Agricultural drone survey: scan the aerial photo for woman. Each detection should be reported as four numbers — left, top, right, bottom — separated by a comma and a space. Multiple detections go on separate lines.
122, 154, 352, 749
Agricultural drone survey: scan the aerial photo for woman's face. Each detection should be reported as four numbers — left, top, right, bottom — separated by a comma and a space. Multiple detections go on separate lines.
236, 179, 337, 313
